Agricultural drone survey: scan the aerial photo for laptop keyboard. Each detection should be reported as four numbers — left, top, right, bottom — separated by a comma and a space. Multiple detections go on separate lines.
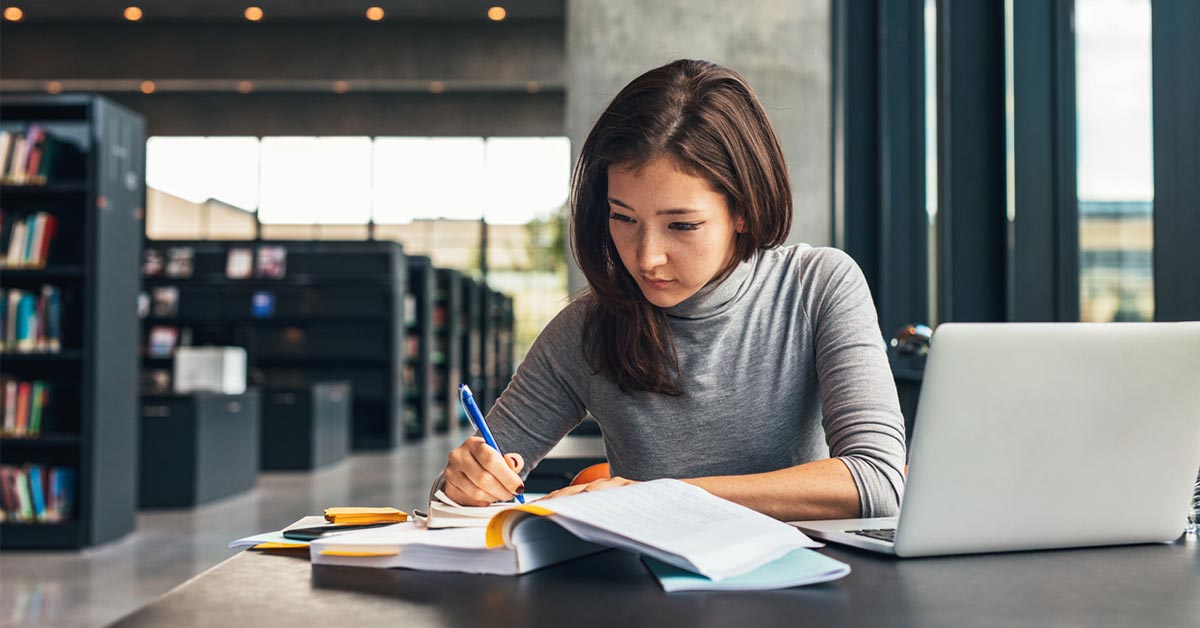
848, 528, 896, 543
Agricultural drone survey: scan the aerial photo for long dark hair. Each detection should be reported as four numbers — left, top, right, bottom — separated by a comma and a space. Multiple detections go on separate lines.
571, 59, 793, 395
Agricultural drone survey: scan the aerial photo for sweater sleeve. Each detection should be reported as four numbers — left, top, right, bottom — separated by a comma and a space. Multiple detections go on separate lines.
428, 297, 591, 501
804, 248, 907, 517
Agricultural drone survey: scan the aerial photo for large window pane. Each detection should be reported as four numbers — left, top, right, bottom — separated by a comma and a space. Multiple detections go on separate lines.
483, 137, 571, 224
259, 137, 372, 224
372, 137, 486, 224
924, 0, 938, 327
1075, 0, 1154, 322
145, 137, 259, 239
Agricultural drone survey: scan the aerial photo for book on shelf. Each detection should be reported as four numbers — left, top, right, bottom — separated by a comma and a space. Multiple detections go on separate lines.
403, 294, 417, 326
151, 286, 179, 318
1, 211, 58, 269
147, 325, 179, 358
226, 247, 254, 279
0, 126, 83, 186
0, 377, 52, 437
165, 247, 194, 278
310, 480, 825, 583
142, 248, 165, 277
1, 285, 63, 353
142, 368, 172, 395
0, 464, 76, 523
255, 246, 287, 279
251, 291, 275, 318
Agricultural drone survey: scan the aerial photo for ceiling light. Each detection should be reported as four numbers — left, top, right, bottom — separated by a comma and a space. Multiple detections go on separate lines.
124, 7, 142, 21
140, 81, 156, 94
3, 7, 24, 21
244, 7, 263, 21
366, 7, 384, 21
487, 6, 506, 21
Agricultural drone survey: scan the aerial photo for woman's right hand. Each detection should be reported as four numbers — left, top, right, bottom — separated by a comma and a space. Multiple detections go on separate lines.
442, 437, 525, 506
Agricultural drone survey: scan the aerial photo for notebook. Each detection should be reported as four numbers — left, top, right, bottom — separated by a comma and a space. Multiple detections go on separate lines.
425, 490, 516, 529
313, 479, 821, 582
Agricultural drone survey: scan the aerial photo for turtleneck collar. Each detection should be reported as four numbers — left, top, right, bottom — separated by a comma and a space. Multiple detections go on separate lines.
664, 252, 758, 320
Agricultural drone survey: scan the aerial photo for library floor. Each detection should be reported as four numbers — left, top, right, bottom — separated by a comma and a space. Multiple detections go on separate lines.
0, 433, 460, 628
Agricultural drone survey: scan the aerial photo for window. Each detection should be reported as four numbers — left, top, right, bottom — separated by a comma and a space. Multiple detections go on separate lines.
1075, 0, 1154, 322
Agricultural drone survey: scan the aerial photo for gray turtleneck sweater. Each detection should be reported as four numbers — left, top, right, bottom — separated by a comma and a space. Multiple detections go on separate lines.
472, 244, 906, 517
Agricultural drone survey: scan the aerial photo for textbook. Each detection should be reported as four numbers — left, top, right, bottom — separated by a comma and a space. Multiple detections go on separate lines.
311, 479, 822, 581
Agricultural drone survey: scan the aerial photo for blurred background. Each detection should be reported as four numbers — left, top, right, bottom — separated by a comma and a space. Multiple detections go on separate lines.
0, 1, 1196, 626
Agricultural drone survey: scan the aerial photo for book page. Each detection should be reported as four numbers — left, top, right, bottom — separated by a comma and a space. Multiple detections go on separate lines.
528, 479, 819, 580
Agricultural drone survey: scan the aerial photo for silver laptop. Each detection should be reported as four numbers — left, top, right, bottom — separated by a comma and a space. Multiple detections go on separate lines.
793, 322, 1200, 557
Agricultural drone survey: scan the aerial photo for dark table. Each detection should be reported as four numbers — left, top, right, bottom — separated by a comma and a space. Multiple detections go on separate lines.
112, 537, 1200, 628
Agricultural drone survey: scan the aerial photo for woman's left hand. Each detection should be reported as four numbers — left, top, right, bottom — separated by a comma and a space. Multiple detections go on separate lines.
539, 476, 638, 500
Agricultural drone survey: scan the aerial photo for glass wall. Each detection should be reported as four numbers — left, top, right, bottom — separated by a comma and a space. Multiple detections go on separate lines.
1075, 0, 1154, 322
145, 136, 571, 360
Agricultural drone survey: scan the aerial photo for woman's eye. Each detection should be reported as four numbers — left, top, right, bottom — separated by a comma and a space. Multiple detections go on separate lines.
670, 222, 703, 231
609, 212, 635, 224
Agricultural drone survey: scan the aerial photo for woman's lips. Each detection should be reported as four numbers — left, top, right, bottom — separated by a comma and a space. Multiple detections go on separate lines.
642, 276, 674, 289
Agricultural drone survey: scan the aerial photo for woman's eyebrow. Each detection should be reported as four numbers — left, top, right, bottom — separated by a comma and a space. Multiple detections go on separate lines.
608, 197, 701, 216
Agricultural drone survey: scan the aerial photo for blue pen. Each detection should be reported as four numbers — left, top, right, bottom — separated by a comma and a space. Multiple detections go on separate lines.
459, 384, 525, 504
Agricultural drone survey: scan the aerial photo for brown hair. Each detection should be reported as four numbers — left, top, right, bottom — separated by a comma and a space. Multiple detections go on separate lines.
571, 59, 793, 395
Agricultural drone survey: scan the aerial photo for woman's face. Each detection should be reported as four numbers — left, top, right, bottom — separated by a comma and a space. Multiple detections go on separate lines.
606, 156, 745, 308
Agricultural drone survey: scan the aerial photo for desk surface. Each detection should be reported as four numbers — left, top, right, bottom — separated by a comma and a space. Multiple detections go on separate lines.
112, 535, 1200, 628
112, 536, 1199, 628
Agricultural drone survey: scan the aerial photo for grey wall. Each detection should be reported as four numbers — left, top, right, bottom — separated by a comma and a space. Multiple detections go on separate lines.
565, 0, 832, 292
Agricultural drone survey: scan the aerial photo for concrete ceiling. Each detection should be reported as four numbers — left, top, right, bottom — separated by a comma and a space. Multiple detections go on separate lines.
4, 0, 564, 22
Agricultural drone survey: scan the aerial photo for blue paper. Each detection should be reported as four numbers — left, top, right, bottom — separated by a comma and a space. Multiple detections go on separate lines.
643, 548, 851, 592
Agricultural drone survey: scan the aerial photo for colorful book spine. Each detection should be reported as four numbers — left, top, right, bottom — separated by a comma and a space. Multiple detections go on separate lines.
0, 377, 51, 436
0, 464, 76, 522
0, 212, 56, 269
0, 285, 64, 354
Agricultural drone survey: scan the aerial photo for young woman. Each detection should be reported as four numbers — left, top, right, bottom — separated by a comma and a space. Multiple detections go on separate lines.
438, 59, 906, 521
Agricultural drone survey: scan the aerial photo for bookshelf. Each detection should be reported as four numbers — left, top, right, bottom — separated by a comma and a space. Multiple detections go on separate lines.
404, 256, 434, 439
458, 276, 483, 429
140, 240, 408, 450
433, 268, 463, 433
477, 286, 515, 411
0, 95, 143, 548
494, 292, 516, 399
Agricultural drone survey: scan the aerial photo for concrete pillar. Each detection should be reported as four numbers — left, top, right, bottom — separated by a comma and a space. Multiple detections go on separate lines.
565, 0, 832, 293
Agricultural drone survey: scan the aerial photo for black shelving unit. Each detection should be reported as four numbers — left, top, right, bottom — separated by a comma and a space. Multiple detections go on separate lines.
0, 95, 143, 548
433, 268, 463, 433
404, 256, 434, 439
477, 286, 516, 412
458, 276, 483, 429
139, 240, 408, 450
497, 293, 516, 394
478, 284, 498, 412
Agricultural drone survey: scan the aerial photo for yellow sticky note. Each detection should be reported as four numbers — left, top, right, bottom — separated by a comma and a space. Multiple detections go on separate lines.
252, 542, 309, 550
324, 507, 408, 524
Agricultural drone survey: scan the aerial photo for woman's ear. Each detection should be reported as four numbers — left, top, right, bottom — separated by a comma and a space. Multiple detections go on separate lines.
734, 215, 747, 234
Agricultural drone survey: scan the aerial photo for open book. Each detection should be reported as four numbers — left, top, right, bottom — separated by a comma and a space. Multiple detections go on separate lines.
312, 479, 823, 582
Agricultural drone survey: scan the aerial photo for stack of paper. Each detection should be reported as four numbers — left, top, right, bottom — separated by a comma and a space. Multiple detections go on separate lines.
311, 520, 606, 575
